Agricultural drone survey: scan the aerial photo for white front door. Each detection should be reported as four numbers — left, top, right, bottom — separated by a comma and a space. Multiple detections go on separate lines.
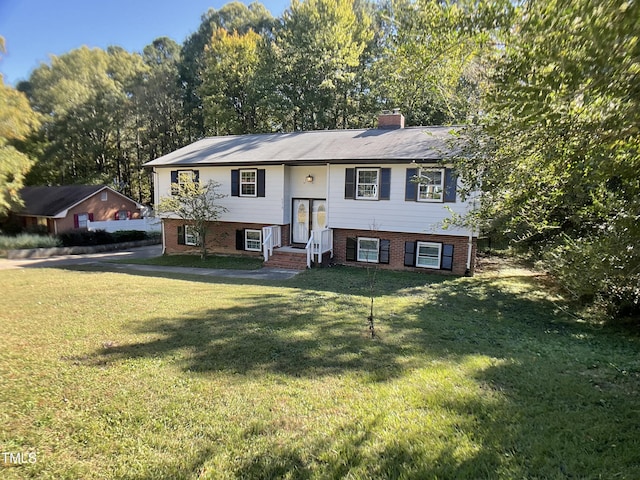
312, 200, 327, 232
292, 199, 310, 244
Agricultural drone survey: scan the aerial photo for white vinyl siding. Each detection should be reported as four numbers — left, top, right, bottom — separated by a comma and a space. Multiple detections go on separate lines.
329, 164, 474, 236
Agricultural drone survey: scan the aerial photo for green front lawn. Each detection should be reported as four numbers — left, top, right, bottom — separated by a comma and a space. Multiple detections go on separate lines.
1, 261, 639, 479
110, 253, 264, 270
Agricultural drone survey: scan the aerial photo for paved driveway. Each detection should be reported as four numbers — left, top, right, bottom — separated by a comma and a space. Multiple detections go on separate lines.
0, 244, 163, 270
0, 244, 299, 280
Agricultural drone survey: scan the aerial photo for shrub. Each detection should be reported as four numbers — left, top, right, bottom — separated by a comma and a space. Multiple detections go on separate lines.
0, 234, 61, 250
58, 229, 152, 247
111, 230, 148, 243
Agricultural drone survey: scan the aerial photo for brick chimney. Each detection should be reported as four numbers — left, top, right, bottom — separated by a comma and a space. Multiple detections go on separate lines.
378, 109, 405, 129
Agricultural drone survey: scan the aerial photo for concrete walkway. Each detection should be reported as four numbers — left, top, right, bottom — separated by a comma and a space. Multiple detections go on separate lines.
0, 244, 300, 280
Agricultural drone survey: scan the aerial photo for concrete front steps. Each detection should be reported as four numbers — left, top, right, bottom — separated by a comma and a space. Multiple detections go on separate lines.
264, 246, 308, 270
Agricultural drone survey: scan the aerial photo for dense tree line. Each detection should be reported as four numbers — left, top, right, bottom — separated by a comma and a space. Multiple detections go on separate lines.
452, 0, 640, 318
1, 0, 638, 319
6, 0, 503, 203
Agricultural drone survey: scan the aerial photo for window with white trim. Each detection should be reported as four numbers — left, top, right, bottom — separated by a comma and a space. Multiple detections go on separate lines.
245, 229, 262, 251
101, 191, 108, 201
417, 169, 444, 202
77, 213, 89, 229
356, 169, 379, 200
357, 237, 380, 263
185, 225, 198, 246
240, 169, 257, 197
416, 241, 441, 269
178, 170, 196, 189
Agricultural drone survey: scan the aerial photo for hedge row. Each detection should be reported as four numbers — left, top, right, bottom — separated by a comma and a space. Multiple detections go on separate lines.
57, 230, 156, 247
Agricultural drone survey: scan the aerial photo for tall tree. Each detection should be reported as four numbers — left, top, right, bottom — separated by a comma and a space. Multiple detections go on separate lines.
23, 47, 147, 193
132, 37, 187, 202
270, 0, 373, 130
0, 38, 41, 216
373, 0, 510, 125
199, 28, 263, 135
453, 0, 640, 317
179, 2, 275, 139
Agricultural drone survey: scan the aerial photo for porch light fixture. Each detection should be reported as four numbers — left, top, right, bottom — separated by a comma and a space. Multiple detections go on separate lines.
305, 174, 314, 183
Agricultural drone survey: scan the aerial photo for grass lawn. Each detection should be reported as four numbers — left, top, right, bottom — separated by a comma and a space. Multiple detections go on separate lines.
1, 260, 639, 479
109, 253, 264, 270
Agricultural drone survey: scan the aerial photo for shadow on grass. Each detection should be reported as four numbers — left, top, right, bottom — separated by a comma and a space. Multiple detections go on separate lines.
67, 264, 640, 478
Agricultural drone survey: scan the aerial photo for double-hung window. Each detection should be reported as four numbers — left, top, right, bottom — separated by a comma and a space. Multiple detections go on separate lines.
357, 237, 380, 263
417, 169, 444, 202
185, 225, 198, 246
245, 229, 262, 251
356, 169, 379, 200
416, 241, 441, 269
77, 213, 89, 229
240, 169, 257, 197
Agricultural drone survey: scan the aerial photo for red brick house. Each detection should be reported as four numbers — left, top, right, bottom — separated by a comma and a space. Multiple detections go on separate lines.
146, 112, 478, 274
14, 185, 143, 234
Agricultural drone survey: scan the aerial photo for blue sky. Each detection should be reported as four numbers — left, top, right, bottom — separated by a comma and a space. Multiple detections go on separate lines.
0, 0, 290, 86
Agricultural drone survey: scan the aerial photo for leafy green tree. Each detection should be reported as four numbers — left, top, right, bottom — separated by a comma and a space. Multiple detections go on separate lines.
0, 38, 41, 216
269, 0, 374, 130
453, 0, 640, 317
373, 0, 511, 125
156, 177, 228, 259
199, 28, 264, 135
178, 2, 275, 139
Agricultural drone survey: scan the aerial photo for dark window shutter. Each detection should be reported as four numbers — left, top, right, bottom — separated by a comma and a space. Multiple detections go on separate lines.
405, 168, 418, 201
346, 237, 357, 261
404, 241, 416, 267
443, 168, 457, 203
442, 244, 454, 270
380, 168, 391, 200
380, 239, 391, 264
88, 213, 94, 222
171, 171, 178, 195
114, 211, 119, 220
73, 214, 79, 228
231, 170, 240, 196
236, 229, 245, 250
126, 210, 131, 219
193, 170, 200, 184
177, 226, 185, 245
257, 169, 266, 197
344, 168, 355, 199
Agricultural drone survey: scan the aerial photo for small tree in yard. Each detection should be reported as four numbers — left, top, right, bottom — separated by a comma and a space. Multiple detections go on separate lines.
156, 177, 228, 259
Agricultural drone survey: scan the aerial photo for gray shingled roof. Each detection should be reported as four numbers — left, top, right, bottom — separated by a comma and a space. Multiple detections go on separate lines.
144, 126, 459, 167
17, 185, 106, 217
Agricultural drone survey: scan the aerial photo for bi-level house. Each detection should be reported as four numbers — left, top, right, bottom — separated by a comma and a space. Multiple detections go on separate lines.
145, 112, 477, 274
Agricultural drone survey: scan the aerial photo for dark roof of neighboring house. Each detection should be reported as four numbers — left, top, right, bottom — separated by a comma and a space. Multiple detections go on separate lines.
17, 185, 107, 217
144, 126, 461, 167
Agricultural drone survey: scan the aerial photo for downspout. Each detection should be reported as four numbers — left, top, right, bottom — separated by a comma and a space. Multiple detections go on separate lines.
154, 167, 166, 255
465, 195, 478, 276
161, 220, 166, 255
465, 232, 472, 276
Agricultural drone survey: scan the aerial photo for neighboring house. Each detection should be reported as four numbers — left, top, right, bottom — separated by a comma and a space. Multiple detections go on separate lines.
14, 185, 143, 234
146, 112, 478, 274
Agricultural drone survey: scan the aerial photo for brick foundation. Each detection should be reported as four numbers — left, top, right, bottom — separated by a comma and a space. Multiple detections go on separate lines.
162, 219, 477, 275
163, 219, 290, 257
332, 228, 476, 276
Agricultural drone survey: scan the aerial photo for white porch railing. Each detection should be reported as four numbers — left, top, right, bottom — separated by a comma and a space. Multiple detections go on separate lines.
262, 225, 282, 262
306, 228, 333, 268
